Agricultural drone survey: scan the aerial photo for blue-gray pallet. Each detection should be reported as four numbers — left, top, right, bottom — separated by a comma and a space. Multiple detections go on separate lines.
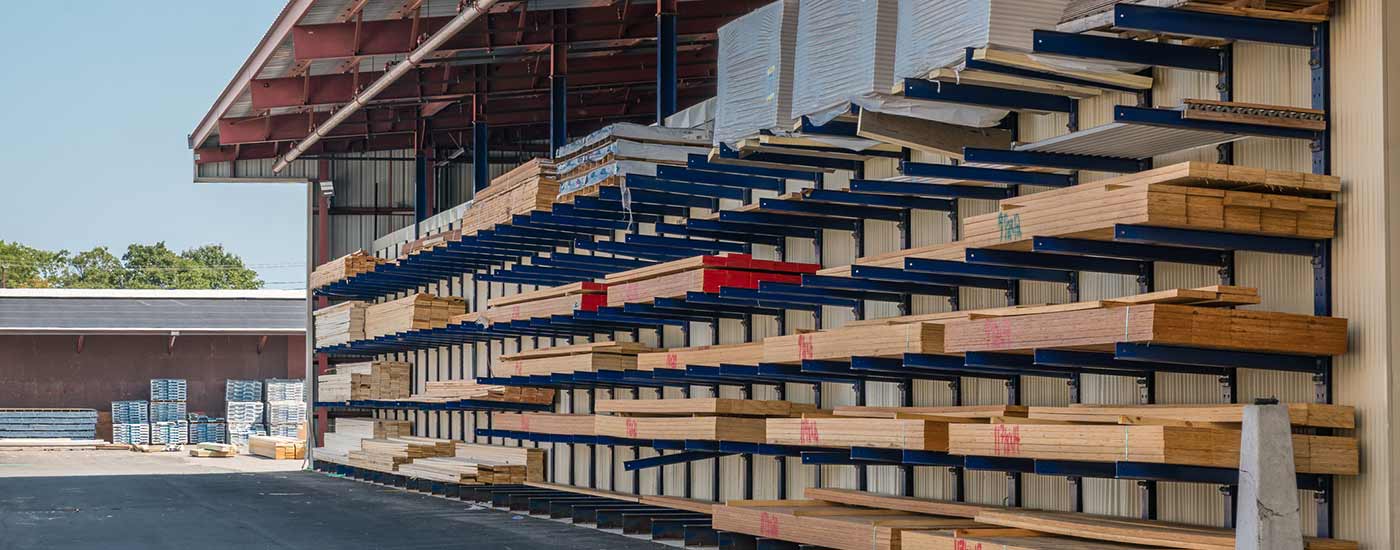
151, 421, 190, 445
225, 402, 265, 424
266, 401, 307, 425
111, 401, 149, 424
189, 422, 227, 444
226, 380, 263, 402
150, 401, 187, 423
113, 423, 150, 445
150, 379, 188, 401
264, 379, 304, 401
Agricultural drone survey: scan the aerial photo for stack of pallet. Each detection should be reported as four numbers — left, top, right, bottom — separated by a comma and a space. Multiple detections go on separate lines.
397, 443, 545, 485
346, 436, 456, 472
491, 342, 656, 378
412, 380, 555, 406
317, 418, 413, 464
604, 253, 819, 307
248, 435, 306, 460
552, 122, 712, 202
482, 282, 608, 324
492, 413, 597, 436
364, 293, 468, 339
636, 342, 765, 370
460, 159, 558, 236
0, 409, 98, 440
595, 398, 817, 443
313, 301, 366, 348
311, 251, 388, 289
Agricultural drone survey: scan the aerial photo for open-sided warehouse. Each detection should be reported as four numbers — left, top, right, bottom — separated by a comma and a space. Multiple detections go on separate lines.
190, 0, 1400, 548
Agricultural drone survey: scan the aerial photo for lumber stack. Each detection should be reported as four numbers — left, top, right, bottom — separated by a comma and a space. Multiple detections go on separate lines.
604, 253, 819, 307
364, 293, 468, 339
413, 381, 555, 406
636, 342, 765, 370
1059, 0, 1332, 31
188, 442, 238, 458
248, 435, 307, 460
552, 122, 712, 202
956, 509, 1355, 550
460, 159, 559, 236
317, 418, 413, 463
596, 398, 817, 418
595, 415, 768, 443
492, 342, 656, 377
712, 501, 983, 550
766, 415, 963, 451
763, 322, 951, 363
311, 251, 388, 289
482, 281, 608, 324
398, 444, 545, 484
1027, 402, 1354, 429
346, 436, 456, 472
317, 361, 411, 401
313, 301, 367, 348
492, 413, 596, 436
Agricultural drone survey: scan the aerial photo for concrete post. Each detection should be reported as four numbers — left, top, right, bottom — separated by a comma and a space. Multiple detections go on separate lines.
1236, 402, 1304, 550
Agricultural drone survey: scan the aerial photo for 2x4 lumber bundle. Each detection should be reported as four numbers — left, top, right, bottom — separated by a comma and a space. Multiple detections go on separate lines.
487, 281, 607, 308
763, 322, 950, 363
248, 436, 307, 460
483, 282, 607, 323
311, 251, 388, 289
595, 398, 817, 417
607, 268, 804, 306
833, 405, 1028, 420
1182, 98, 1327, 131
414, 381, 555, 405
595, 415, 768, 443
636, 342, 765, 370
902, 530, 1171, 550
855, 110, 1014, 160
1028, 403, 1354, 429
460, 159, 558, 236
313, 301, 367, 347
947, 423, 1358, 474
804, 488, 1005, 520
492, 342, 656, 377
364, 293, 468, 339
712, 502, 983, 550
766, 417, 966, 451
972, 509, 1356, 550
492, 413, 596, 436
603, 253, 820, 285
942, 302, 1348, 356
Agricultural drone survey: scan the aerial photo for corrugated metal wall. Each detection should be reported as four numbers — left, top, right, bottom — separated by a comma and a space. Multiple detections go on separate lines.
306, 2, 1398, 545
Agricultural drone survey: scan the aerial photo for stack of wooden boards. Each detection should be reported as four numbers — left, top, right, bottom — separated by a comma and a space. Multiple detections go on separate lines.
346, 436, 456, 472
492, 341, 656, 378
715, 487, 1359, 550
187, 442, 237, 458
636, 342, 765, 371
844, 162, 1339, 270
310, 251, 387, 289
317, 418, 413, 464
364, 293, 467, 339
460, 159, 558, 236
552, 123, 712, 203
492, 413, 597, 436
594, 398, 817, 443
249, 435, 307, 460
1059, 0, 1332, 34
758, 403, 1357, 474
317, 361, 411, 401
604, 253, 819, 307
482, 282, 607, 324
758, 285, 1346, 361
313, 301, 366, 348
396, 443, 545, 485
412, 380, 555, 406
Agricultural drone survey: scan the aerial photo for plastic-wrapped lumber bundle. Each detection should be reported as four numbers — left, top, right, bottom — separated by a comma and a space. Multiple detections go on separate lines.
113, 423, 150, 445
0, 409, 98, 439
894, 0, 1070, 80
713, 0, 800, 146
225, 401, 265, 425
228, 423, 267, 450
264, 379, 304, 402
150, 421, 190, 445
112, 400, 149, 425
149, 378, 187, 401
225, 380, 263, 402
149, 401, 187, 423
790, 0, 899, 125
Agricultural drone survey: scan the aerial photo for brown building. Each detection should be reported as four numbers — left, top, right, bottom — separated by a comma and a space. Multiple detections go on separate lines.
0, 289, 306, 435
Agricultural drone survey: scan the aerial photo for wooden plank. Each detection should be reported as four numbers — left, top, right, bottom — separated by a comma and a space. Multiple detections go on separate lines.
903, 530, 1165, 550
915, 67, 1104, 98
855, 110, 1014, 159
486, 281, 606, 308
1182, 98, 1327, 130
713, 503, 984, 550
492, 413, 596, 435
973, 509, 1356, 550
606, 268, 804, 307
804, 488, 1006, 519
832, 406, 1028, 420
766, 417, 959, 451
498, 341, 655, 361
595, 415, 768, 443
636, 342, 765, 370
492, 351, 639, 377
763, 322, 951, 363
972, 48, 1154, 90
1028, 403, 1354, 429
595, 398, 817, 417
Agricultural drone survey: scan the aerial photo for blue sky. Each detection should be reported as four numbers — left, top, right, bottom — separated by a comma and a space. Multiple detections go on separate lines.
0, 2, 308, 288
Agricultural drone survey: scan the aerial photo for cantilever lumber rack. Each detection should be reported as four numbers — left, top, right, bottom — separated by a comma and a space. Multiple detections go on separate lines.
310, 3, 1344, 545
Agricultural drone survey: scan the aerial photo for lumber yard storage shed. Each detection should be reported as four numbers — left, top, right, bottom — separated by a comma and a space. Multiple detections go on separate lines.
0, 289, 306, 437
190, 0, 1400, 548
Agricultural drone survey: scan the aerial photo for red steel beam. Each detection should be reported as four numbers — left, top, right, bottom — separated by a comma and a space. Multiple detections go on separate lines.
290, 2, 766, 62
250, 50, 716, 110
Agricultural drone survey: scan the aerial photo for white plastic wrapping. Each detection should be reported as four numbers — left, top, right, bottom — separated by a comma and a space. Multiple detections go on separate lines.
556, 140, 711, 178
557, 160, 659, 197
555, 122, 711, 159
790, 0, 898, 125
714, 0, 801, 146
665, 97, 717, 129
894, 0, 1071, 80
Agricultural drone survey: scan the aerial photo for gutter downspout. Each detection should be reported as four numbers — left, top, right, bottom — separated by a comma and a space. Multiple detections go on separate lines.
273, 0, 501, 173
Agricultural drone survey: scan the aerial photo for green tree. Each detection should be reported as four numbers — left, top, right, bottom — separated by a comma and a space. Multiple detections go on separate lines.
0, 241, 69, 288
60, 247, 125, 288
181, 244, 262, 289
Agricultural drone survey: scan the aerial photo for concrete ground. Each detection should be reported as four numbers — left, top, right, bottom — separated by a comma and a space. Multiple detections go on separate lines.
0, 450, 666, 550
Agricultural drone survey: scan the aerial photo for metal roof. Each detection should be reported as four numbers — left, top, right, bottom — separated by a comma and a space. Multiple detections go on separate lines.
0, 289, 305, 335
